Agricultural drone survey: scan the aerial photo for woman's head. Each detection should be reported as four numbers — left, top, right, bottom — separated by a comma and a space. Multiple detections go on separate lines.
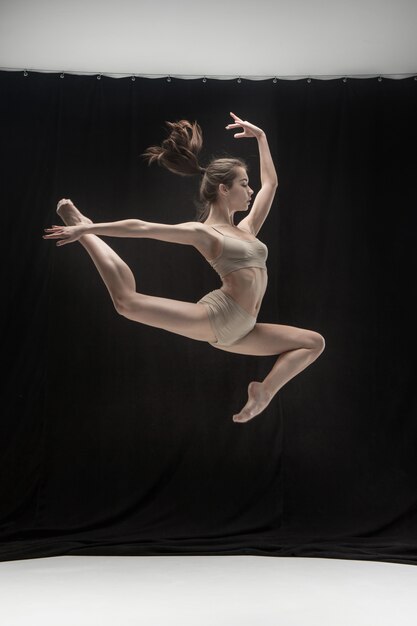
142, 120, 249, 221
198, 158, 249, 222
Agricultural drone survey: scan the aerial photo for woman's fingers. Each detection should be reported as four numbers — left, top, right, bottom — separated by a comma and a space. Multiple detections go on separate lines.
226, 115, 253, 138
43, 224, 80, 246
230, 111, 243, 122
43, 231, 63, 239
226, 122, 249, 137
43, 225, 72, 243
44, 225, 64, 232
225, 121, 250, 139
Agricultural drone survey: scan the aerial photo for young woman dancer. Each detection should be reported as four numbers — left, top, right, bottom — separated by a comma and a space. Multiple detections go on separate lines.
43, 112, 325, 423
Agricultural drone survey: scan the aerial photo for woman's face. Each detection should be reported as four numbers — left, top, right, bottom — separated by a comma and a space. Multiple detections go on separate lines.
228, 167, 254, 212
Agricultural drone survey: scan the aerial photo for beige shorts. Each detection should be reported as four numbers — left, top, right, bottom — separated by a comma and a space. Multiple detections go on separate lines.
198, 289, 257, 347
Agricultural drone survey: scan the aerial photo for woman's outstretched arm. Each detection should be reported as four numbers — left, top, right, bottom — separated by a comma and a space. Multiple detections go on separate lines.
227, 112, 278, 236
43, 216, 213, 253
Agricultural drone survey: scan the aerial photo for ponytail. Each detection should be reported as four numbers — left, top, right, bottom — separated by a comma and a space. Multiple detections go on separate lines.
143, 120, 248, 224
142, 120, 204, 177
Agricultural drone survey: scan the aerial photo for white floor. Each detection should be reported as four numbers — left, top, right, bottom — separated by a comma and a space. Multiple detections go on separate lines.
0, 555, 416, 625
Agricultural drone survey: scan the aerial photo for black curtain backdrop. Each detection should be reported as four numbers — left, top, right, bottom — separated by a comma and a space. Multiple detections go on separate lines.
1, 71, 416, 564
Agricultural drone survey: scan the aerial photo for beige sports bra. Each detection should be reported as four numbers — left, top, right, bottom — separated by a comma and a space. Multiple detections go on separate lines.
207, 225, 268, 279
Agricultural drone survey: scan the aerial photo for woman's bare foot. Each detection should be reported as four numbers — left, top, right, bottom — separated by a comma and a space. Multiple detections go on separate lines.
232, 381, 273, 423
57, 198, 92, 226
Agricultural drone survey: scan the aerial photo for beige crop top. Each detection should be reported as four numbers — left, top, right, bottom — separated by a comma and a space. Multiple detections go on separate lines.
207, 225, 268, 279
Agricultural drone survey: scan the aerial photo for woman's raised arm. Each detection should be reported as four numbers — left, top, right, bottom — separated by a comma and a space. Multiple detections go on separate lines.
226, 112, 278, 236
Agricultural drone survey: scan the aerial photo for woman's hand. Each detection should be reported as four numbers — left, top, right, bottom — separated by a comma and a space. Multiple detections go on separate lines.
225, 111, 265, 139
43, 223, 87, 246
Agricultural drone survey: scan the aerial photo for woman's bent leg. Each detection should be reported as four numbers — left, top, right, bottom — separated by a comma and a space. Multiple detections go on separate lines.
210, 322, 325, 422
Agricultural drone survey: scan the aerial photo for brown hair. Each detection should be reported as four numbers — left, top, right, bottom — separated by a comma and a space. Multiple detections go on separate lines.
142, 120, 247, 222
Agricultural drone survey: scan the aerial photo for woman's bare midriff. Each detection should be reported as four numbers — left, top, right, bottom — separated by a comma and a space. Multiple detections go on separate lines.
220, 267, 268, 317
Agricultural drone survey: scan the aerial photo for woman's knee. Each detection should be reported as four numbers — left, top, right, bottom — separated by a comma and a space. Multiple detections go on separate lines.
300, 329, 325, 353
309, 331, 325, 354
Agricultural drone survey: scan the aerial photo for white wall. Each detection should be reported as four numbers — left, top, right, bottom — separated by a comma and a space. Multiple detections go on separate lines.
0, 0, 416, 78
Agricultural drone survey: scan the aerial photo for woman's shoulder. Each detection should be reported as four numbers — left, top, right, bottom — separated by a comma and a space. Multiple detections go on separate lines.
192, 222, 222, 259
195, 221, 222, 237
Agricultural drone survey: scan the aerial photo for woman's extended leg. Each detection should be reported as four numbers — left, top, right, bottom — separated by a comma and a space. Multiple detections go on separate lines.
211, 323, 325, 422
55, 200, 217, 343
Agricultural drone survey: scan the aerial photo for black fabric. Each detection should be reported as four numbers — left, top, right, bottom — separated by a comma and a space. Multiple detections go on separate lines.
1, 71, 416, 564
